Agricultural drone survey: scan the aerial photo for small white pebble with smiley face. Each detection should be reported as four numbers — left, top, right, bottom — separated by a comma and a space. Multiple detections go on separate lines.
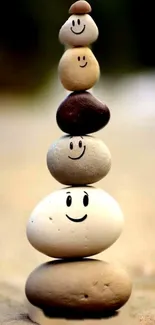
47, 135, 111, 185
27, 187, 124, 259
59, 14, 99, 47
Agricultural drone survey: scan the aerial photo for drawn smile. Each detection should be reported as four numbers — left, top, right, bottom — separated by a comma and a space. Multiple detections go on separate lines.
80, 62, 88, 68
68, 146, 86, 160
66, 214, 87, 223
70, 25, 86, 35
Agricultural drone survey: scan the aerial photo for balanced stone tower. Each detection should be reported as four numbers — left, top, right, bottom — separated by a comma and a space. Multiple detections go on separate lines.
25, 1, 132, 324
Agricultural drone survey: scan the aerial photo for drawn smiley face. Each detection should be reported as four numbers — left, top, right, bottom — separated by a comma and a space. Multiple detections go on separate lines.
70, 18, 86, 35
59, 14, 99, 47
77, 55, 88, 68
68, 137, 86, 160
66, 190, 89, 223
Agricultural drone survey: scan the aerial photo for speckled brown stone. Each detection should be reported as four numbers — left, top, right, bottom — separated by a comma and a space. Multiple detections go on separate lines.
69, 1, 92, 15
26, 259, 132, 313
56, 91, 110, 135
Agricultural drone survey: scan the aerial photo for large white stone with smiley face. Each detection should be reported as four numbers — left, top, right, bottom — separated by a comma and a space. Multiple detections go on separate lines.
59, 14, 99, 47
47, 136, 111, 185
27, 187, 124, 258
58, 47, 100, 91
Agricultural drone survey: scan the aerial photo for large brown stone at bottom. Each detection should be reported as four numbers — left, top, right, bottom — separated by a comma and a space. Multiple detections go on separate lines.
25, 259, 132, 313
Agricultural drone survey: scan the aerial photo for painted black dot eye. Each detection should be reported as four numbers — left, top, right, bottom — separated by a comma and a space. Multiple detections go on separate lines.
83, 56, 86, 60
79, 140, 82, 148
72, 20, 75, 27
70, 142, 73, 150
66, 196, 72, 207
78, 56, 80, 61
83, 194, 89, 207
77, 19, 80, 25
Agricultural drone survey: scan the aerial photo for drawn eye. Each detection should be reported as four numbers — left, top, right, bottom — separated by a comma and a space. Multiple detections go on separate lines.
72, 20, 75, 27
70, 142, 73, 150
78, 56, 80, 61
77, 19, 80, 25
83, 194, 89, 207
79, 140, 82, 148
66, 196, 72, 207
83, 56, 86, 60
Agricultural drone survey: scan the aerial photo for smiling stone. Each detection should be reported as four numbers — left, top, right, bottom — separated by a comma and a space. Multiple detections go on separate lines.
26, 187, 124, 258
59, 14, 98, 47
47, 135, 111, 185
58, 48, 100, 91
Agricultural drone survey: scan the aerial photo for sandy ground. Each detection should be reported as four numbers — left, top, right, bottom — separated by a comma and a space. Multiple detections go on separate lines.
0, 72, 155, 323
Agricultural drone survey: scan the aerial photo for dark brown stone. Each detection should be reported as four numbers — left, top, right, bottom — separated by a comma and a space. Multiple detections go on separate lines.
56, 91, 110, 135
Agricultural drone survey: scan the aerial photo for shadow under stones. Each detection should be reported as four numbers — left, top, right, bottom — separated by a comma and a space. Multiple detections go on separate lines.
43, 308, 119, 320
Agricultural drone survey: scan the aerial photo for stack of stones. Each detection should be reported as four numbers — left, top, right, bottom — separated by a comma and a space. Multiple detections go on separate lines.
25, 1, 132, 324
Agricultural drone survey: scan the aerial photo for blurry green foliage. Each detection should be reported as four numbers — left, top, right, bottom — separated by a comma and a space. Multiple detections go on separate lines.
0, 0, 154, 94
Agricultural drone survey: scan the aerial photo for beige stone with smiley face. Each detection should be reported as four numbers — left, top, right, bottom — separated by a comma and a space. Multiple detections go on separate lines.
59, 14, 99, 47
58, 48, 100, 91
47, 136, 111, 185
27, 187, 124, 258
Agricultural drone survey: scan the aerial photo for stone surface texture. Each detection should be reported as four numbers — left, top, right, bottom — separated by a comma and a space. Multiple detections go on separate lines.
26, 260, 132, 312
26, 187, 124, 258
69, 1, 92, 14
47, 136, 111, 185
56, 91, 110, 135
58, 48, 100, 91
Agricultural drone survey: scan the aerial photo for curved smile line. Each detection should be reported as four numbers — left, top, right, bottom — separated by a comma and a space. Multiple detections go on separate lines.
66, 214, 87, 223
70, 25, 86, 35
80, 62, 88, 68
68, 146, 86, 160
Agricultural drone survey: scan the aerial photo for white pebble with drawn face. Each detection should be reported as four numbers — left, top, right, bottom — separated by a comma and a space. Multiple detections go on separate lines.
59, 14, 99, 47
27, 187, 124, 259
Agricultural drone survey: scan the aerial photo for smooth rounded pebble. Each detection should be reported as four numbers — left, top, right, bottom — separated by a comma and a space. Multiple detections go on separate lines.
69, 1, 92, 14
26, 259, 132, 313
56, 91, 110, 135
27, 187, 124, 258
58, 48, 100, 91
59, 14, 98, 47
47, 136, 111, 185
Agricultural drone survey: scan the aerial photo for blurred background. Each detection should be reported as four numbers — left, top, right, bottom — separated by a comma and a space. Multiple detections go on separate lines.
0, 0, 155, 291
0, 0, 155, 92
